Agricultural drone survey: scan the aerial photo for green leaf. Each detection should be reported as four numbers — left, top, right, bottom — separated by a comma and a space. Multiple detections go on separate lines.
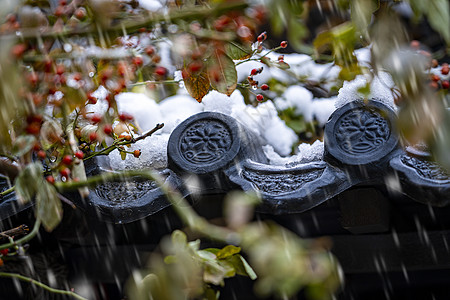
14, 162, 42, 204
357, 83, 371, 98
216, 245, 241, 260
12, 135, 36, 157
203, 287, 220, 300
287, 17, 308, 51
351, 0, 378, 36
425, 0, 450, 44
36, 180, 62, 232
239, 255, 257, 280
203, 248, 220, 255
164, 255, 177, 264
120, 151, 127, 160
182, 67, 210, 103
40, 119, 63, 150
206, 50, 237, 96
408, 0, 427, 19
276, 61, 290, 70
171, 230, 187, 247
203, 260, 233, 286
225, 42, 252, 60
197, 250, 217, 261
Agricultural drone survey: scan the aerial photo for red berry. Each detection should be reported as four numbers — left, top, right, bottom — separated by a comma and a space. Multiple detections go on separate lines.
145, 46, 155, 56
152, 55, 161, 63
261, 84, 269, 91
191, 49, 202, 60
429, 81, 439, 90
11, 44, 27, 59
257, 32, 267, 42
442, 66, 449, 75
132, 56, 144, 67
117, 61, 128, 77
27, 72, 38, 86
100, 68, 113, 82
89, 132, 98, 142
60, 168, 70, 178
133, 149, 141, 158
188, 61, 203, 73
250, 69, 258, 76
74, 8, 86, 19
46, 175, 55, 184
87, 93, 97, 104
56, 64, 65, 75
37, 150, 46, 160
155, 66, 167, 76
54, 5, 64, 17
119, 112, 133, 122
25, 123, 41, 135
91, 114, 102, 124
62, 155, 73, 165
256, 94, 264, 101
442, 80, 450, 89
44, 59, 53, 73
73, 73, 82, 81
75, 150, 84, 159
0, 258, 3, 267
33, 143, 41, 152
103, 124, 112, 135
410, 40, 420, 50
0, 249, 9, 256
280, 41, 288, 48
59, 0, 67, 5
7, 14, 16, 23
431, 74, 441, 82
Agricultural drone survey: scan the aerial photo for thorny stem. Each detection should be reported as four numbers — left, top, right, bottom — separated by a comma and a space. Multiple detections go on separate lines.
83, 123, 164, 160
0, 272, 88, 300
55, 170, 236, 243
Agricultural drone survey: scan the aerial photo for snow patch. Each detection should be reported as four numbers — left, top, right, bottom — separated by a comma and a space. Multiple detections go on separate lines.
263, 140, 324, 166
336, 72, 396, 110
109, 134, 170, 170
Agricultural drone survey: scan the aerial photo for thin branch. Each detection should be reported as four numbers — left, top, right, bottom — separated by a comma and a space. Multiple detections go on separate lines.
0, 272, 87, 300
83, 123, 164, 160
57, 193, 76, 209
129, 80, 181, 87
0, 219, 41, 251
134, 123, 164, 142
54, 170, 236, 243
0, 186, 15, 197
0, 225, 29, 242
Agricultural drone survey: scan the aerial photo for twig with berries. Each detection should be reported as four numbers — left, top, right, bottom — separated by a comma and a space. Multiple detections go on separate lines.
235, 40, 289, 66
83, 123, 164, 160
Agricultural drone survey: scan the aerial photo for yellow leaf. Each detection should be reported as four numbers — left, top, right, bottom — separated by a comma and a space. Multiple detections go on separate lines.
182, 68, 210, 103
206, 50, 237, 96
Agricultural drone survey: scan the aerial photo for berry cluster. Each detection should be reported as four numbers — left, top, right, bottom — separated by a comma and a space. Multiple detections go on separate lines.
429, 62, 449, 91
407, 40, 449, 93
